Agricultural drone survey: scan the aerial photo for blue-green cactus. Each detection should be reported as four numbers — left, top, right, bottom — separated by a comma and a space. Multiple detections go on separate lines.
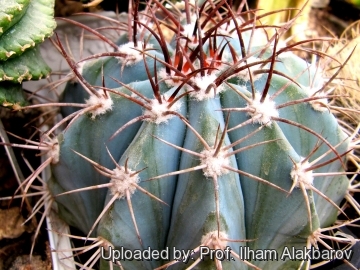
17, 1, 358, 269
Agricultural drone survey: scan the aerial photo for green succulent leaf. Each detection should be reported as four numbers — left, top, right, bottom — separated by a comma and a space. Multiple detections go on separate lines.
0, 45, 51, 83
0, 0, 56, 61
0, 0, 30, 36
0, 81, 28, 108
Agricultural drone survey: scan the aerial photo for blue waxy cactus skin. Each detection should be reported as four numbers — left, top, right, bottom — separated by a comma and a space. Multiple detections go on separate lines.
50, 81, 156, 234
60, 49, 166, 117
97, 93, 187, 269
162, 97, 247, 270
37, 1, 358, 269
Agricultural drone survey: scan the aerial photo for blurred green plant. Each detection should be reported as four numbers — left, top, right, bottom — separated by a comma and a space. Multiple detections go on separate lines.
0, 0, 56, 109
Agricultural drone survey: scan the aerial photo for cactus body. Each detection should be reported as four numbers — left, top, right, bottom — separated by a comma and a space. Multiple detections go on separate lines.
50, 81, 156, 234
41, 1, 357, 269
98, 93, 186, 269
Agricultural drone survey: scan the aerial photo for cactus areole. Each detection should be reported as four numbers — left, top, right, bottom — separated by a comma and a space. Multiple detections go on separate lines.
43, 1, 357, 269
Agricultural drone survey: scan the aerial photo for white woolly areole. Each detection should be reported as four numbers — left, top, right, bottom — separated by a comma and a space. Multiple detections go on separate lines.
182, 22, 197, 38
85, 93, 113, 119
309, 91, 329, 112
236, 56, 263, 81
109, 167, 140, 198
158, 68, 183, 88
48, 137, 60, 164
302, 67, 329, 111
217, 19, 240, 36
143, 94, 182, 124
249, 29, 269, 47
200, 148, 230, 178
189, 74, 224, 101
246, 92, 278, 126
137, 18, 153, 34
290, 159, 314, 189
165, 0, 195, 10
302, 83, 329, 112
201, 231, 228, 249
118, 42, 152, 66
180, 16, 201, 49
76, 61, 86, 75
217, 21, 268, 48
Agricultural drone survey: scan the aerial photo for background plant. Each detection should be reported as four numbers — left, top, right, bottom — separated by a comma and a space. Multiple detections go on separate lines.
0, 0, 56, 109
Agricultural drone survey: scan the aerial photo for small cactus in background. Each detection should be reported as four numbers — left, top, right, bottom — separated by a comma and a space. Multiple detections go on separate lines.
7, 0, 360, 269
0, 0, 56, 108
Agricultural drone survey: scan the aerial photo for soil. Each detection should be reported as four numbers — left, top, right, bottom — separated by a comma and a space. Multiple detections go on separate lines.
1, 1, 359, 269
0, 108, 52, 270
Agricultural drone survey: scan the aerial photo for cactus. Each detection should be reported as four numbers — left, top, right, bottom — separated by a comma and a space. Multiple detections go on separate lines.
8, 0, 360, 269
0, 0, 56, 108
